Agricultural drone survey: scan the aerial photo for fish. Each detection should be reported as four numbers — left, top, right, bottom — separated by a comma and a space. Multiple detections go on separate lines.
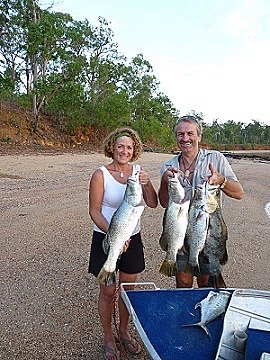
184, 182, 218, 275
203, 188, 228, 288
159, 174, 189, 277
182, 290, 231, 338
97, 175, 144, 286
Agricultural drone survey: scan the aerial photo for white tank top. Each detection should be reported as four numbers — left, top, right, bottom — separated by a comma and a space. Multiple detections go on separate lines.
93, 164, 142, 234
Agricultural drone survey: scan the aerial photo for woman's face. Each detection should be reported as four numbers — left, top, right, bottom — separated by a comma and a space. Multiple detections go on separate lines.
113, 136, 134, 164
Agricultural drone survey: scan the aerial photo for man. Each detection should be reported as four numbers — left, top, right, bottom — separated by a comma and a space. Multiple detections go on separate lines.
158, 115, 244, 288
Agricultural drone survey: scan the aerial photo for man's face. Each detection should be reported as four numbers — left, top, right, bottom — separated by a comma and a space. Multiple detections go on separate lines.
175, 121, 201, 155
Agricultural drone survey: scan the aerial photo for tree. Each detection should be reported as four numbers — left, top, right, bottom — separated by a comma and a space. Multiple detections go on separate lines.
0, 3, 183, 144
0, 0, 78, 127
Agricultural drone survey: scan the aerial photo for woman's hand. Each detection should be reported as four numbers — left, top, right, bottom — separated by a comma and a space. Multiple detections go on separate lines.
139, 168, 158, 208
121, 239, 131, 254
138, 169, 150, 186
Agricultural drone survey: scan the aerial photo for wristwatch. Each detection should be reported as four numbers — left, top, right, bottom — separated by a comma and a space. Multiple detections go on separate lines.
220, 177, 227, 189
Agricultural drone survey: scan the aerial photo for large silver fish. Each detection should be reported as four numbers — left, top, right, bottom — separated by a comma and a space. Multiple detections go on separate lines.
159, 174, 189, 277
97, 175, 144, 286
203, 189, 228, 288
182, 290, 231, 337
184, 182, 218, 275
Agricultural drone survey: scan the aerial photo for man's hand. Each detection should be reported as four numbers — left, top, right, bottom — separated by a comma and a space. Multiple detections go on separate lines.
208, 164, 225, 186
161, 166, 179, 184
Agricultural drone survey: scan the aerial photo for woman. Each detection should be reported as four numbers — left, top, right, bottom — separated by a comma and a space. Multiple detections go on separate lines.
88, 127, 157, 360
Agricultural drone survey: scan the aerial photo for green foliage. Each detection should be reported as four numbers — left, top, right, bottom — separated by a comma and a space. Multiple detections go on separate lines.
0, 85, 14, 101
44, 80, 88, 128
93, 91, 130, 128
201, 119, 270, 146
132, 116, 175, 149
17, 94, 32, 108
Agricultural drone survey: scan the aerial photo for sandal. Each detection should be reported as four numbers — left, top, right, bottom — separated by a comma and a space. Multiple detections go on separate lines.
119, 336, 141, 355
103, 345, 120, 360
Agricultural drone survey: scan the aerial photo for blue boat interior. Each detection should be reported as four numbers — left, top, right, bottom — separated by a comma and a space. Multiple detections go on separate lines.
126, 288, 231, 360
245, 328, 270, 360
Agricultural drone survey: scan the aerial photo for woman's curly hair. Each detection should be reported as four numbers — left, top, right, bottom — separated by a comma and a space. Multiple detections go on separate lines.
103, 127, 143, 162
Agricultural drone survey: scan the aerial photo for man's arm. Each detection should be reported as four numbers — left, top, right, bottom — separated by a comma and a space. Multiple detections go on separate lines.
208, 164, 244, 200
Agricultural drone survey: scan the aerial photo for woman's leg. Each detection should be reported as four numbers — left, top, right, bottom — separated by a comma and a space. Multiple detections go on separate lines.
118, 271, 137, 338
117, 272, 141, 354
98, 283, 120, 358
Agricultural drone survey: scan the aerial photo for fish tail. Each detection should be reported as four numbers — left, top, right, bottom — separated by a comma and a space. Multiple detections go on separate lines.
201, 324, 212, 339
181, 322, 211, 338
159, 259, 177, 277
184, 263, 199, 276
220, 250, 228, 265
215, 274, 227, 289
208, 273, 227, 289
159, 234, 168, 251
102, 236, 110, 254
97, 268, 116, 286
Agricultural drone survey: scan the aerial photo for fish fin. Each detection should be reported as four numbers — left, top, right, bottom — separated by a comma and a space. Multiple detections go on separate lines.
184, 263, 199, 276
159, 260, 177, 277
201, 324, 212, 339
159, 234, 168, 251
181, 322, 199, 328
214, 274, 227, 289
201, 253, 209, 264
194, 301, 201, 309
220, 249, 228, 265
208, 274, 226, 289
181, 322, 212, 338
102, 236, 110, 254
97, 268, 116, 286
195, 212, 204, 222
184, 263, 193, 275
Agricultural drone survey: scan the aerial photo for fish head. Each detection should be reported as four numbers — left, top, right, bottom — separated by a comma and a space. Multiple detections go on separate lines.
207, 184, 220, 198
125, 176, 142, 205
219, 290, 232, 299
207, 290, 231, 308
193, 182, 220, 213
205, 185, 220, 213
200, 290, 231, 320
168, 175, 185, 203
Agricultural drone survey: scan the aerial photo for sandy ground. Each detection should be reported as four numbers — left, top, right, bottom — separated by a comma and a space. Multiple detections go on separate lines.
0, 151, 269, 360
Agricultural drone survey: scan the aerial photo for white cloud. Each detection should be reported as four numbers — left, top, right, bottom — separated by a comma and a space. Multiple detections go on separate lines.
151, 43, 270, 125
223, 0, 263, 40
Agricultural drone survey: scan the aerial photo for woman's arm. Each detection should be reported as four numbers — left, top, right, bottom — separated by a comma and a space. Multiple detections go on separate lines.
139, 169, 158, 208
89, 169, 110, 232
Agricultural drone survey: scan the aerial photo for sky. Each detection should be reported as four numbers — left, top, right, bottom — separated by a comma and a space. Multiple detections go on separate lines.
50, 0, 270, 126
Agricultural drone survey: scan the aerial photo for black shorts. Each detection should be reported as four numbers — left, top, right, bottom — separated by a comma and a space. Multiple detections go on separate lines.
88, 231, 145, 277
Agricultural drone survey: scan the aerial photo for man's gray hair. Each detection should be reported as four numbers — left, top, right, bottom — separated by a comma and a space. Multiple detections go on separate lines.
175, 115, 203, 136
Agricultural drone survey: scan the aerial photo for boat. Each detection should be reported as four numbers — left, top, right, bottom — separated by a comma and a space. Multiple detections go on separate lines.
120, 283, 270, 360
